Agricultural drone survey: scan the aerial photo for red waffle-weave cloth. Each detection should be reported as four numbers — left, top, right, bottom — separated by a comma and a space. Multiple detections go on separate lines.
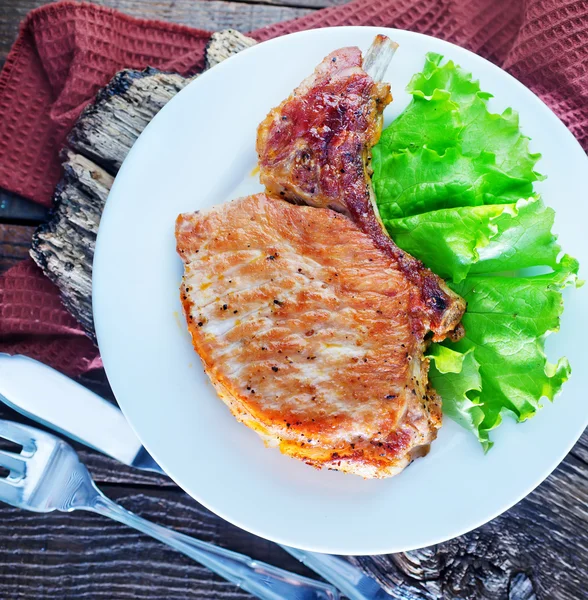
0, 0, 587, 376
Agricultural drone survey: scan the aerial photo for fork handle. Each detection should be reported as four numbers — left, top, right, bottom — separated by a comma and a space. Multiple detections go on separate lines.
87, 493, 339, 600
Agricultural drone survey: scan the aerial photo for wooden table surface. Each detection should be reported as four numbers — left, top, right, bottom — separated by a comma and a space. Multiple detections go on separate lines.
1, 1, 587, 599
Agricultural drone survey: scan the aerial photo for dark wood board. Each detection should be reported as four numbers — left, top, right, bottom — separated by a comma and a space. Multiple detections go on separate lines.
0, 376, 585, 600
0, 484, 318, 600
0, 0, 319, 70
0, 1, 587, 599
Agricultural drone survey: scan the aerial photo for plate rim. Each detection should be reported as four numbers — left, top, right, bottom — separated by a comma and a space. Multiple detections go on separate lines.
93, 25, 588, 555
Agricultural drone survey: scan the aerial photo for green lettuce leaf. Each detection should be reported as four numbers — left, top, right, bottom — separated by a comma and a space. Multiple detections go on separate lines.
427, 346, 487, 449
373, 53, 542, 220
447, 255, 579, 436
382, 196, 560, 283
372, 52, 579, 448
376, 87, 461, 155
376, 53, 542, 180
373, 146, 535, 219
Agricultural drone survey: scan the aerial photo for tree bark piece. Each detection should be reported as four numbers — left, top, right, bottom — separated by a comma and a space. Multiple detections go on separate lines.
206, 29, 257, 68
67, 69, 195, 175
30, 30, 257, 339
30, 152, 113, 340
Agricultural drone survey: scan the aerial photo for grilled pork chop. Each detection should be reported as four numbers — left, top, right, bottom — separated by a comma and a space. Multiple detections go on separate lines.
177, 194, 442, 478
177, 37, 467, 478
257, 36, 465, 339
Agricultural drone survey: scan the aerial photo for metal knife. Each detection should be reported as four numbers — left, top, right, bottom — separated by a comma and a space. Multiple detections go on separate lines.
0, 353, 393, 600
0, 354, 163, 473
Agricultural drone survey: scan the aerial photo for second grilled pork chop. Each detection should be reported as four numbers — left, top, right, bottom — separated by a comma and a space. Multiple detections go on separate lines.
257, 36, 465, 339
177, 194, 442, 478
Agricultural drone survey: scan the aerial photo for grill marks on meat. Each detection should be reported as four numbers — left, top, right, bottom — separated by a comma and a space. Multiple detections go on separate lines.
256, 46, 387, 216
257, 40, 465, 340
176, 195, 441, 478
177, 37, 467, 478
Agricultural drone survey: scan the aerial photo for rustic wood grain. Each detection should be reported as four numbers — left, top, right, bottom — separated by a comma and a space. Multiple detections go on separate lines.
571, 429, 588, 465
225, 0, 348, 8
30, 34, 254, 336
206, 29, 257, 68
0, 224, 35, 272
92, 0, 313, 31
67, 69, 194, 174
350, 438, 588, 600
0, 0, 315, 70
0, 486, 318, 600
29, 151, 112, 339
0, 434, 584, 599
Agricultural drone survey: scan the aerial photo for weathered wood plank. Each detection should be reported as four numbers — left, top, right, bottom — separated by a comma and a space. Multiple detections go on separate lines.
93, 0, 313, 31
229, 0, 348, 8
0, 485, 316, 600
570, 427, 588, 465
30, 33, 255, 336
0, 0, 42, 69
349, 449, 588, 600
0, 446, 584, 599
0, 224, 35, 273
0, 0, 315, 70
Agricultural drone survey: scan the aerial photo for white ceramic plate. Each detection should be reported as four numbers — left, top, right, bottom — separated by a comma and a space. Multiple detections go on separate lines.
93, 27, 588, 555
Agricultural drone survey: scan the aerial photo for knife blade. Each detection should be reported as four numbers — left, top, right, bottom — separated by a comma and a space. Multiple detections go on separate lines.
0, 354, 163, 473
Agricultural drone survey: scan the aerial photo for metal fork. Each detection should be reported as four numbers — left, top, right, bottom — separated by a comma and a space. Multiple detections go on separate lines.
0, 419, 338, 600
